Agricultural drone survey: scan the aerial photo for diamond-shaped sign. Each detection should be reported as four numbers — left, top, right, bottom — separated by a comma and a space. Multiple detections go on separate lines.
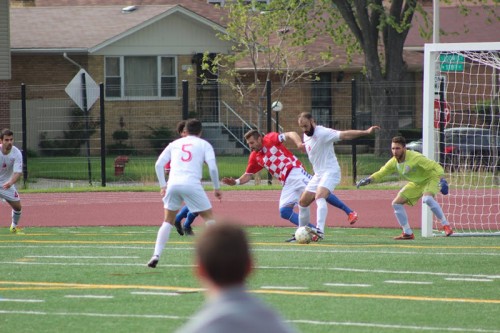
65, 69, 100, 112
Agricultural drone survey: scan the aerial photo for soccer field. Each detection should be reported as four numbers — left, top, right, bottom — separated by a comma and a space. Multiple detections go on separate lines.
1, 226, 499, 333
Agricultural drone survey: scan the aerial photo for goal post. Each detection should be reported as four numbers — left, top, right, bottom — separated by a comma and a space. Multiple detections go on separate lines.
422, 42, 500, 237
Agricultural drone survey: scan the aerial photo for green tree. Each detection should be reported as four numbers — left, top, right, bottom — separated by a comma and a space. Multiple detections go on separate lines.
205, 0, 338, 132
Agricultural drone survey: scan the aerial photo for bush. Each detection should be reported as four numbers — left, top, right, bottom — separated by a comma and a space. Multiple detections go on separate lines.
147, 126, 175, 154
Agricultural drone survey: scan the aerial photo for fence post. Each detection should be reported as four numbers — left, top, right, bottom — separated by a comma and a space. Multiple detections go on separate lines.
266, 80, 272, 185
351, 79, 357, 185
182, 80, 189, 120
21, 83, 28, 187
99, 83, 106, 187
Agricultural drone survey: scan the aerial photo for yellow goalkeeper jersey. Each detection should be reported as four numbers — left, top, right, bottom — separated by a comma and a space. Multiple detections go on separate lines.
370, 150, 444, 184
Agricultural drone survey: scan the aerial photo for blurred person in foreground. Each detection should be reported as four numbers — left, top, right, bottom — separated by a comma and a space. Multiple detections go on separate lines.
0, 129, 24, 234
175, 223, 298, 333
356, 135, 452, 239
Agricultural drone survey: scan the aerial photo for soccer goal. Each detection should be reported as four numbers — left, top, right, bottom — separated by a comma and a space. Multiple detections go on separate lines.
422, 42, 500, 237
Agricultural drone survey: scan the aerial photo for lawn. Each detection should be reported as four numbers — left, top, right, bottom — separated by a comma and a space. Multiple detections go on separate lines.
1, 226, 499, 333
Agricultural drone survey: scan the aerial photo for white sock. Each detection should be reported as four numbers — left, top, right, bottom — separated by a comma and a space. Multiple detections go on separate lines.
11, 210, 21, 228
316, 198, 327, 233
205, 219, 216, 226
422, 195, 449, 225
153, 222, 172, 258
393, 203, 412, 235
298, 205, 310, 227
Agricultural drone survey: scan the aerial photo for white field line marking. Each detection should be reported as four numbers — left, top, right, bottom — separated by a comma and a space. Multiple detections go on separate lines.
323, 283, 372, 287
0, 310, 183, 320
1, 260, 499, 280
0, 310, 498, 332
0, 298, 44, 302
445, 278, 494, 282
26, 256, 140, 259
291, 319, 500, 332
260, 286, 308, 290
385, 280, 433, 285
64, 295, 114, 299
131, 292, 180, 296
2, 245, 499, 257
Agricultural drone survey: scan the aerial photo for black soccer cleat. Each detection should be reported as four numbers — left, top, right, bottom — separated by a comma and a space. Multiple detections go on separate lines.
184, 227, 195, 236
174, 221, 184, 236
147, 255, 159, 268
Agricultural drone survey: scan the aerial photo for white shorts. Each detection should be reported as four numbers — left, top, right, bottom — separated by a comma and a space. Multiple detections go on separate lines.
163, 184, 212, 213
305, 171, 340, 193
0, 186, 20, 202
279, 168, 311, 208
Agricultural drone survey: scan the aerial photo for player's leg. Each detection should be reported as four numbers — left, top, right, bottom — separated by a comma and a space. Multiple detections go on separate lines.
313, 173, 340, 235
148, 186, 181, 268
184, 186, 215, 226
148, 208, 176, 268
174, 205, 190, 236
4, 189, 22, 234
325, 193, 358, 225
392, 184, 416, 240
422, 177, 453, 236
183, 212, 199, 236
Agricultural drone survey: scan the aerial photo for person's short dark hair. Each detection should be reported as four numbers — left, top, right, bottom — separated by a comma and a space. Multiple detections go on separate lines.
298, 112, 313, 120
196, 223, 251, 287
392, 136, 406, 147
186, 119, 202, 136
176, 121, 186, 135
244, 129, 261, 141
1, 129, 14, 139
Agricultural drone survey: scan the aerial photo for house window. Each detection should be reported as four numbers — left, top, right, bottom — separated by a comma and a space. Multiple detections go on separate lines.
311, 73, 332, 127
105, 56, 177, 99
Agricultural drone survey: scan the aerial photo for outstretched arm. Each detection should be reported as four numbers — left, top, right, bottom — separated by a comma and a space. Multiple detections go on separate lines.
222, 173, 253, 186
339, 126, 380, 141
283, 131, 303, 150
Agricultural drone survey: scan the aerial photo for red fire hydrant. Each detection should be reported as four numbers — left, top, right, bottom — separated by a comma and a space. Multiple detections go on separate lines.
114, 155, 129, 176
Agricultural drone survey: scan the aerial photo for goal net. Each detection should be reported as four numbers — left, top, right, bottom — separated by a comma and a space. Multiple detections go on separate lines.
422, 42, 500, 237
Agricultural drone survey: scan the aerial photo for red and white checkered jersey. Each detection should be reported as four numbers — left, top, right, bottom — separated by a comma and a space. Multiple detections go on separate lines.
245, 132, 303, 184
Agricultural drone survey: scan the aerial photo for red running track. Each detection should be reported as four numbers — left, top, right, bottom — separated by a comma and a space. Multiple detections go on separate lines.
1, 190, 419, 229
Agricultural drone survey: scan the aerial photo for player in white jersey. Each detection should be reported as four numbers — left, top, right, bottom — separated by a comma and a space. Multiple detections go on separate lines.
297, 112, 379, 238
0, 129, 24, 234
147, 119, 222, 268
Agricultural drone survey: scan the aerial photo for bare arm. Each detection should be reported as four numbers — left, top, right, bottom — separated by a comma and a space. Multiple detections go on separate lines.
3, 172, 22, 190
283, 131, 303, 149
221, 173, 252, 186
339, 126, 380, 141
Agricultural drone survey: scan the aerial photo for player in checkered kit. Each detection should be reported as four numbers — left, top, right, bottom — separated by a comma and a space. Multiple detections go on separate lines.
222, 129, 358, 242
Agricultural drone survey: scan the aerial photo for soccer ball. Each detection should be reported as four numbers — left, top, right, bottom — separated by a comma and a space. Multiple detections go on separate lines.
295, 226, 312, 244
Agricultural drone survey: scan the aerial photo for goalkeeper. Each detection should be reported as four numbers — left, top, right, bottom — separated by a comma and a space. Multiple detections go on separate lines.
356, 136, 453, 239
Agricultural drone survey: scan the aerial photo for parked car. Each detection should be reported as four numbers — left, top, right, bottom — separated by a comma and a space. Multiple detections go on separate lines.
406, 127, 499, 170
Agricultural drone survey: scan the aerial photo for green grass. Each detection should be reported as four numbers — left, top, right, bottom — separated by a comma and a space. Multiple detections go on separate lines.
24, 154, 390, 188
1, 226, 499, 333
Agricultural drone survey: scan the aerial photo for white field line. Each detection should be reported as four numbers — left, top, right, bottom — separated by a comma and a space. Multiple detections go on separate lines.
0, 310, 498, 332
2, 244, 499, 257
130, 292, 181, 296
1, 261, 499, 280
444, 278, 494, 282
260, 286, 308, 290
64, 295, 114, 299
323, 283, 372, 287
291, 319, 500, 332
26, 256, 140, 259
384, 280, 433, 285
0, 298, 44, 302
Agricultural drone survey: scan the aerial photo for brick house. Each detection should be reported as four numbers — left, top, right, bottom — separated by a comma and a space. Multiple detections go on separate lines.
4, 0, 499, 154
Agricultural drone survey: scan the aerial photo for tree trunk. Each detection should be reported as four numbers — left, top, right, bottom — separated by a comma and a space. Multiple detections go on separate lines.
370, 84, 400, 157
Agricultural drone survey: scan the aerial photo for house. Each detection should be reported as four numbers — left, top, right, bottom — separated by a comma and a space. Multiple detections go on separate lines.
4, 0, 499, 155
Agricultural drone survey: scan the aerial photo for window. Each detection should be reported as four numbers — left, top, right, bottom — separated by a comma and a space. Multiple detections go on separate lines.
104, 56, 177, 99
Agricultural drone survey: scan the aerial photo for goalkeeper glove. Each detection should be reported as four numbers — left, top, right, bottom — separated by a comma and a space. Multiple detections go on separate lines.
356, 177, 371, 188
439, 178, 449, 195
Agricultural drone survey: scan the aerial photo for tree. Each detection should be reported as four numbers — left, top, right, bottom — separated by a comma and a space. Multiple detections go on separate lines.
203, 0, 338, 132
326, 0, 498, 155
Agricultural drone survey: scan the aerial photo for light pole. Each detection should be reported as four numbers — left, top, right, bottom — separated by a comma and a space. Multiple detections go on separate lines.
271, 101, 283, 132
